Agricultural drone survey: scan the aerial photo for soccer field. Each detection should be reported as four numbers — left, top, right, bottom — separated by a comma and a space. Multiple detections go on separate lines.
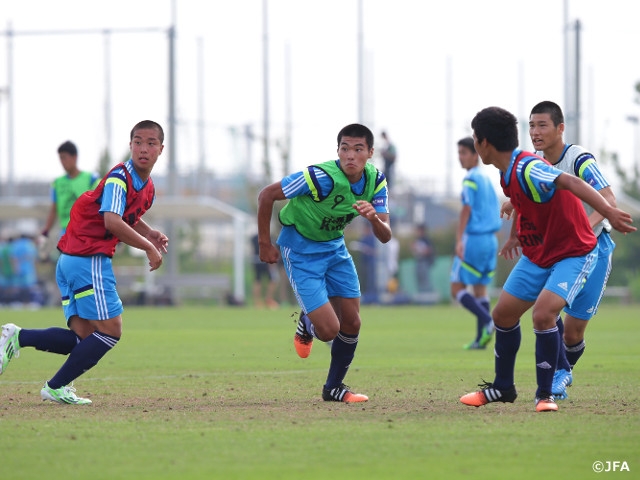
0, 304, 638, 479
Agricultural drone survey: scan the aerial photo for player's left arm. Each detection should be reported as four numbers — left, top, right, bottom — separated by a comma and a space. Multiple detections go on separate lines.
555, 173, 635, 234
576, 156, 617, 228
133, 219, 169, 254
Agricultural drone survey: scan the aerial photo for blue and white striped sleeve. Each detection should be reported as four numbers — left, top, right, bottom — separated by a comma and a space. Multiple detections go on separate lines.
517, 159, 561, 203
99, 167, 128, 216
281, 170, 313, 199
574, 153, 610, 191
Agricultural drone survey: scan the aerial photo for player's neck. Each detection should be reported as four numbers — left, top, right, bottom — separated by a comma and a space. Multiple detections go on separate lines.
541, 142, 566, 165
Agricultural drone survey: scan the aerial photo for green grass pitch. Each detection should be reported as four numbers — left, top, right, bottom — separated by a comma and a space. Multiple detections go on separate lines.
0, 304, 638, 479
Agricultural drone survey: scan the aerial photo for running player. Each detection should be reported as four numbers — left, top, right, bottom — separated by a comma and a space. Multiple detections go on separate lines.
0, 120, 168, 404
257, 123, 391, 403
450, 137, 502, 350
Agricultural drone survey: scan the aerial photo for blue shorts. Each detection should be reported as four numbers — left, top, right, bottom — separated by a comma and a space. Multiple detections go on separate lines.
56, 253, 123, 323
564, 232, 615, 320
503, 247, 598, 306
280, 243, 360, 314
450, 232, 498, 285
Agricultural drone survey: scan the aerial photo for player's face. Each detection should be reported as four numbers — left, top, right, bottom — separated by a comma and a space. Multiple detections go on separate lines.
58, 152, 77, 175
529, 113, 563, 152
472, 133, 490, 165
458, 145, 477, 170
130, 127, 164, 179
337, 136, 374, 182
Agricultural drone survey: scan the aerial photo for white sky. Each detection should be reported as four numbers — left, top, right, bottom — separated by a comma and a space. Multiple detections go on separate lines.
1, 0, 639, 196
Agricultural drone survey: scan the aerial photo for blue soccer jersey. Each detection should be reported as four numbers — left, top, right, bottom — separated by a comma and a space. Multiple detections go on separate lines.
462, 167, 501, 234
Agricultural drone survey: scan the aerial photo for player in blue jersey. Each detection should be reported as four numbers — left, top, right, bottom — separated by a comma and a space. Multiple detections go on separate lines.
529, 101, 617, 399
450, 137, 502, 350
257, 123, 391, 403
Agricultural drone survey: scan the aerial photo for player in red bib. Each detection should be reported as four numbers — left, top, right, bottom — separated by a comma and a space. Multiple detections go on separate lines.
0, 120, 168, 405
459, 107, 635, 412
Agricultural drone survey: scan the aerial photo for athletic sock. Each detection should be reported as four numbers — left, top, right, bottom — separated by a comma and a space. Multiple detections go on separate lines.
565, 340, 586, 369
555, 316, 572, 371
479, 297, 490, 313
479, 297, 494, 334
493, 322, 521, 391
297, 313, 317, 339
19, 328, 80, 355
324, 331, 358, 390
534, 326, 559, 398
457, 291, 492, 341
47, 331, 119, 389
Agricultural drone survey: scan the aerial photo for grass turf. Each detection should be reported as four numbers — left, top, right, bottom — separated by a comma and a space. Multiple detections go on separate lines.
0, 304, 638, 479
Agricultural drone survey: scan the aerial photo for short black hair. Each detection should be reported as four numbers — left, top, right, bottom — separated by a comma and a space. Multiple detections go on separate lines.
457, 136, 476, 153
471, 107, 519, 152
337, 123, 374, 150
58, 141, 77, 156
130, 120, 164, 144
530, 101, 565, 127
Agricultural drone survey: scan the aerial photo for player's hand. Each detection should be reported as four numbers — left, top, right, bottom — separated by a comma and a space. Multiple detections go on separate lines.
455, 240, 464, 259
500, 200, 515, 219
259, 242, 280, 264
608, 209, 636, 234
146, 230, 169, 254
353, 200, 376, 221
146, 247, 163, 271
499, 236, 521, 260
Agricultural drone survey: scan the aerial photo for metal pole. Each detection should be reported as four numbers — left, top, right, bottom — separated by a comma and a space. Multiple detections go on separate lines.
574, 19, 581, 145
103, 30, 112, 168
165, 1, 178, 303
197, 36, 206, 194
357, 0, 364, 123
262, 0, 271, 181
445, 56, 453, 197
7, 22, 14, 197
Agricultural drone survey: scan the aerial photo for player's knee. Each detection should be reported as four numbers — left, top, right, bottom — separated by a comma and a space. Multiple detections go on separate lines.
531, 309, 557, 331
315, 323, 339, 342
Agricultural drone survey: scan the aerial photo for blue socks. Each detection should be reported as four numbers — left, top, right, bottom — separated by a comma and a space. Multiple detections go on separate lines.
534, 326, 559, 397
298, 313, 317, 338
457, 291, 492, 342
48, 331, 119, 389
555, 316, 572, 371
19, 328, 80, 355
565, 340, 586, 368
493, 322, 521, 390
324, 331, 358, 390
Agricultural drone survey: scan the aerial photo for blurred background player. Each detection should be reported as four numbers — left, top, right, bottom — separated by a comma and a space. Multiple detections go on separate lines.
38, 141, 100, 258
528, 100, 617, 400
379, 130, 397, 188
411, 223, 435, 293
257, 123, 391, 403
450, 137, 501, 350
0, 121, 168, 405
251, 233, 279, 308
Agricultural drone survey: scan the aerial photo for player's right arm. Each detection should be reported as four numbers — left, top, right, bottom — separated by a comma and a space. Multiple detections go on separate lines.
257, 182, 286, 264
455, 205, 470, 259
555, 173, 635, 234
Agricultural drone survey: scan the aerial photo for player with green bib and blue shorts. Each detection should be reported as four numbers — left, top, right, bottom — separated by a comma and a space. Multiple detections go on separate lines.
257, 123, 391, 403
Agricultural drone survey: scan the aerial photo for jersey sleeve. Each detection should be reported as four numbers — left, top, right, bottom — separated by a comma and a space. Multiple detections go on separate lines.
574, 154, 610, 191
372, 171, 389, 213
461, 174, 477, 207
517, 158, 562, 203
99, 167, 128, 216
